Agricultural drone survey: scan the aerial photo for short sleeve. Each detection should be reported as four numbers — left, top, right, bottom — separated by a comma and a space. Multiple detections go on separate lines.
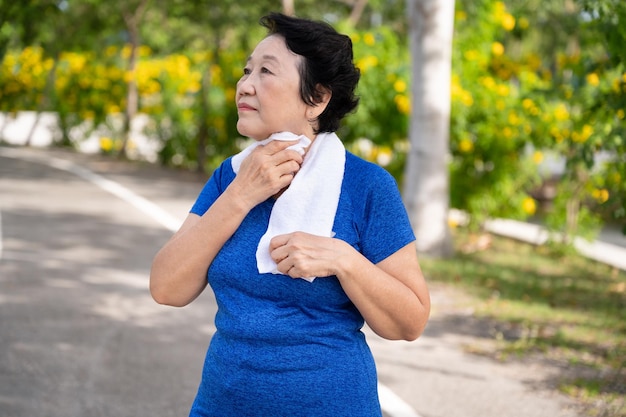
358, 167, 416, 264
190, 158, 235, 216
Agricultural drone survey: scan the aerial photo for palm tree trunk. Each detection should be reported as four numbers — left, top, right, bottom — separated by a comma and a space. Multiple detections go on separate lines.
403, 0, 455, 257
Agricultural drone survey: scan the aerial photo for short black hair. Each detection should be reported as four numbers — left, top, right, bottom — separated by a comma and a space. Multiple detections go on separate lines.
260, 12, 360, 133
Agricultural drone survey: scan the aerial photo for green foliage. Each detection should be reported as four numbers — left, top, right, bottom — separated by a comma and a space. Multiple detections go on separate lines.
449, 0, 626, 240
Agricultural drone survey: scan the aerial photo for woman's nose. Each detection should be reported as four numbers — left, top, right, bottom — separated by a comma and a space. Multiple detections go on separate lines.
237, 75, 255, 96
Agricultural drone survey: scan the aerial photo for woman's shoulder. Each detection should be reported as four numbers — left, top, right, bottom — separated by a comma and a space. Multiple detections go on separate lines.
344, 151, 398, 186
209, 157, 236, 184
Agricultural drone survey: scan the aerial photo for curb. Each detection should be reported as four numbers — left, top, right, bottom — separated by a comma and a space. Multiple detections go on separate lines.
449, 209, 626, 272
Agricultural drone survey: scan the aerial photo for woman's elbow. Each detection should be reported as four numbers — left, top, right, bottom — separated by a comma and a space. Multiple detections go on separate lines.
150, 276, 174, 306
403, 319, 428, 341
400, 305, 431, 341
149, 269, 186, 307
149, 266, 206, 307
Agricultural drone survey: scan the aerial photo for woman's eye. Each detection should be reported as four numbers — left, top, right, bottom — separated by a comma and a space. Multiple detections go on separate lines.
243, 68, 251, 75
261, 67, 273, 74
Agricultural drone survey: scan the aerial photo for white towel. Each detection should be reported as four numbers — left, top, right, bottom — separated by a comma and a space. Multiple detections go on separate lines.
231, 131, 345, 282
231, 132, 311, 172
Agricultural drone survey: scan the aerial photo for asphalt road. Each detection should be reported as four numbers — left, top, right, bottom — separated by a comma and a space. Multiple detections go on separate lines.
0, 146, 584, 417
0, 148, 218, 417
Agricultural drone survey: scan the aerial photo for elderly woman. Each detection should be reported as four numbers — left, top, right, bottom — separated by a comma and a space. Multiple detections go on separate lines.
150, 12, 430, 417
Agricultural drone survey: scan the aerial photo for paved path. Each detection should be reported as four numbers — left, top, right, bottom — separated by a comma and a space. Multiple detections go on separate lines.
1, 146, 591, 417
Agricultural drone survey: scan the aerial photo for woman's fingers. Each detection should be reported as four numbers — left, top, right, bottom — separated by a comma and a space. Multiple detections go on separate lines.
232, 141, 305, 206
269, 233, 340, 279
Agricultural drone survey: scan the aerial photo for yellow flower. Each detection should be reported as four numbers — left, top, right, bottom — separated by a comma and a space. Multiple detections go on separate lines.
518, 17, 529, 29
571, 124, 594, 143
617, 109, 625, 120
464, 50, 480, 61
106, 105, 121, 114
494, 2, 506, 16
502, 13, 516, 31
497, 84, 510, 97
592, 189, 609, 203
480, 76, 496, 89
363, 33, 375, 46
524, 124, 532, 134
375, 146, 393, 166
491, 42, 505, 56
393, 79, 407, 93
455, 11, 467, 21
522, 98, 534, 110
461, 91, 474, 107
105, 46, 117, 57
459, 138, 474, 153
80, 110, 95, 120
554, 103, 569, 121
508, 112, 521, 125
586, 72, 600, 87
563, 85, 573, 99
613, 78, 622, 93
394, 95, 411, 115
138, 45, 152, 57
100, 137, 113, 152
522, 197, 536, 215
121, 45, 132, 59
532, 151, 544, 164
356, 55, 378, 73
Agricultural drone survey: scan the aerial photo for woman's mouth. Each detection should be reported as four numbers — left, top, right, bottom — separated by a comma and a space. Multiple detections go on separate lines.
237, 103, 256, 111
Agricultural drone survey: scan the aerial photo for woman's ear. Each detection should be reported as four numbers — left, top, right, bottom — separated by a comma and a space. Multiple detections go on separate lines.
308, 84, 332, 120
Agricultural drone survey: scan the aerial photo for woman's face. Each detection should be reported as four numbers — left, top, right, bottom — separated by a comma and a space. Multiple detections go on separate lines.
236, 35, 314, 140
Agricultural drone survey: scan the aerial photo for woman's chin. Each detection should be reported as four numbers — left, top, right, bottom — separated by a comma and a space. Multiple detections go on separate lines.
236, 125, 268, 141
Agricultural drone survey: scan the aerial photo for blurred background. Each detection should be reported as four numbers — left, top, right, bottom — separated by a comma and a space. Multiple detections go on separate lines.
1, 0, 625, 239
1, 0, 625, 416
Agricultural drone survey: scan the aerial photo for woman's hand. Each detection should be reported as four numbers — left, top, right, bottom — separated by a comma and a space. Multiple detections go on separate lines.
232, 140, 304, 208
269, 232, 347, 279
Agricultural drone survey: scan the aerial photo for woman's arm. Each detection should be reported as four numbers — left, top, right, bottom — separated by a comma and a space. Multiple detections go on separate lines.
270, 234, 430, 341
150, 141, 303, 307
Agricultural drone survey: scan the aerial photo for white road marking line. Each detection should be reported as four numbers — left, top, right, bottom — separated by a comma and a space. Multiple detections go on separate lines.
378, 383, 422, 417
0, 148, 181, 232
0, 147, 422, 417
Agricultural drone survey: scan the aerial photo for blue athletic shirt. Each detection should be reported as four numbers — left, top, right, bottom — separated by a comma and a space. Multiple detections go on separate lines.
188, 150, 415, 417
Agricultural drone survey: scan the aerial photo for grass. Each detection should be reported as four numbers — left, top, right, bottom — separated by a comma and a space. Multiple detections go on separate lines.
420, 228, 626, 416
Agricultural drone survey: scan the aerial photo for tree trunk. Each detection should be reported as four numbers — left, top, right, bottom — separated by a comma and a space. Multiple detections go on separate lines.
348, 0, 369, 26
120, 27, 139, 159
195, 62, 211, 173
282, 0, 295, 16
25, 58, 58, 146
403, 0, 455, 257
119, 0, 149, 159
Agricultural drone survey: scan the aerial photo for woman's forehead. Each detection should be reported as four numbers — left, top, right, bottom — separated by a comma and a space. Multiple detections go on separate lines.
249, 35, 300, 64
